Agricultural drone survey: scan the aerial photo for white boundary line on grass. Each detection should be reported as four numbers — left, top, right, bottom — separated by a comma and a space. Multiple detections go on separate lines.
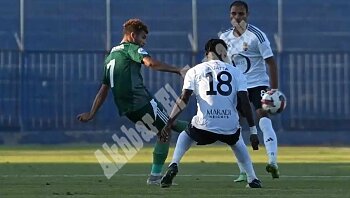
1, 174, 350, 178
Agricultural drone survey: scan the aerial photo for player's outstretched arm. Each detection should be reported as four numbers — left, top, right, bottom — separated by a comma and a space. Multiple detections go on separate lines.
159, 89, 192, 142
265, 57, 278, 89
237, 91, 259, 150
142, 56, 189, 77
77, 84, 109, 122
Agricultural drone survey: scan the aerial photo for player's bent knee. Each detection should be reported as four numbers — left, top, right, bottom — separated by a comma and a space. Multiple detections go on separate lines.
256, 108, 269, 118
259, 117, 272, 132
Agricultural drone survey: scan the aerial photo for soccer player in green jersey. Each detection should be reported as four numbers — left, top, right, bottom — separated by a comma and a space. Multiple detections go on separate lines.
77, 18, 188, 184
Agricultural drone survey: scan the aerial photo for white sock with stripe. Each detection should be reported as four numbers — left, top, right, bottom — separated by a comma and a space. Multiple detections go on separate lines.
259, 117, 278, 166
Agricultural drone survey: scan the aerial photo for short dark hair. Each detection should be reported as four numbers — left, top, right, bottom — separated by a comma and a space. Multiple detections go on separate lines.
205, 39, 227, 54
123, 18, 149, 35
230, 1, 249, 13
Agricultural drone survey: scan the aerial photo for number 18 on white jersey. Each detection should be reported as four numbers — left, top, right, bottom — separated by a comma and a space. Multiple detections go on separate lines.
183, 60, 247, 135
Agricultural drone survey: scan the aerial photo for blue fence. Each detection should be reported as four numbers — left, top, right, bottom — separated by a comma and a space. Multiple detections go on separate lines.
0, 50, 193, 132
1, 50, 350, 134
1, 1, 350, 144
279, 51, 350, 131
1, 0, 350, 51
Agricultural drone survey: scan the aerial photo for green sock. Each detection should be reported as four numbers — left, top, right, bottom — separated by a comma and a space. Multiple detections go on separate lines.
150, 165, 163, 176
171, 120, 189, 133
151, 141, 170, 175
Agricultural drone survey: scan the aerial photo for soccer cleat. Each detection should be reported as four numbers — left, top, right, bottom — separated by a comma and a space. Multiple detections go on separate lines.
266, 164, 280, 179
234, 172, 247, 182
147, 175, 163, 185
160, 163, 178, 188
246, 179, 262, 188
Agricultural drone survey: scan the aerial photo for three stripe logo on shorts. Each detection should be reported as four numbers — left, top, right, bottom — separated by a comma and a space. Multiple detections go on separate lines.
156, 107, 169, 124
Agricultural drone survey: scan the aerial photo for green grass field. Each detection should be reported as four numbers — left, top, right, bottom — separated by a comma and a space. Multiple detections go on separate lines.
1, 145, 350, 198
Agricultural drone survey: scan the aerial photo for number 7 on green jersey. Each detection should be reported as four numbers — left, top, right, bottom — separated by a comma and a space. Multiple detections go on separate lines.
106, 59, 116, 87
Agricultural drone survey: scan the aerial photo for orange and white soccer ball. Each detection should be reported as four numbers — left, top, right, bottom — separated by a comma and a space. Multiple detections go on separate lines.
261, 90, 287, 114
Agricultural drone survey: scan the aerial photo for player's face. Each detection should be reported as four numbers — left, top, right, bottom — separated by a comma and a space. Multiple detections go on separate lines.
230, 5, 248, 25
132, 31, 147, 47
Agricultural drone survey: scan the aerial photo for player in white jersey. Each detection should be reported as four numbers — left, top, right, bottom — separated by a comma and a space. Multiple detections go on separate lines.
158, 39, 261, 188
219, 1, 280, 181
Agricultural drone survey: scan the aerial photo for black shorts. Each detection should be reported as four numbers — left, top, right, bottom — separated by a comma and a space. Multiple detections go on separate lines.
185, 125, 240, 146
125, 99, 188, 133
237, 86, 268, 114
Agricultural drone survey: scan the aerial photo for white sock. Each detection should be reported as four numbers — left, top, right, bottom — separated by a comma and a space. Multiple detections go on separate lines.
237, 163, 245, 174
259, 117, 278, 166
171, 131, 194, 165
230, 137, 258, 183
236, 133, 246, 173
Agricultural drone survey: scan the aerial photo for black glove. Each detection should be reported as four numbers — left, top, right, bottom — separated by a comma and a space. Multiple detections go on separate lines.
250, 134, 259, 150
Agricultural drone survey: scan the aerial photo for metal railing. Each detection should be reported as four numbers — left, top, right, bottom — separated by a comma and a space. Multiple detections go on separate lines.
1, 50, 350, 132
0, 50, 192, 131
